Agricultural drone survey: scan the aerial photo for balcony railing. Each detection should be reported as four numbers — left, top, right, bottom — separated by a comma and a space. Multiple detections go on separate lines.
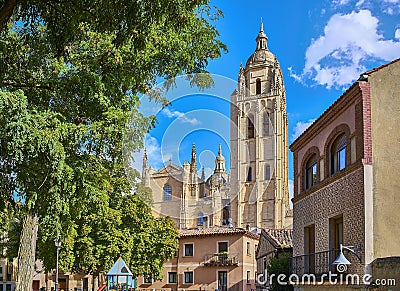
291, 249, 336, 278
204, 253, 239, 267
291, 248, 361, 279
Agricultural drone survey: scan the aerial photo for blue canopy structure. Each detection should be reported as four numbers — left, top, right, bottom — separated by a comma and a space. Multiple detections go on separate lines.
106, 258, 135, 291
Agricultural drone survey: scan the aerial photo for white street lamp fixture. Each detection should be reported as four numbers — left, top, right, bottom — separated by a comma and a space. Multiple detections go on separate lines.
332, 244, 362, 266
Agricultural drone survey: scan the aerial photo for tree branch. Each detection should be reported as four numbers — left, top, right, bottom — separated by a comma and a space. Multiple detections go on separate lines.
0, 0, 21, 32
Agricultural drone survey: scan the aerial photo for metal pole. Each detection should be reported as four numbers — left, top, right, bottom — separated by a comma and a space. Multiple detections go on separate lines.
55, 243, 59, 291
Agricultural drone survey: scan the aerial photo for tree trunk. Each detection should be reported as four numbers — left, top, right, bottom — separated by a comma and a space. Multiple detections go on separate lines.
15, 212, 38, 291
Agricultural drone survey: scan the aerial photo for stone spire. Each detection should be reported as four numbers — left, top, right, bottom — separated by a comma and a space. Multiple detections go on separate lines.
256, 19, 268, 50
142, 148, 149, 186
201, 166, 205, 180
190, 143, 197, 173
214, 144, 226, 173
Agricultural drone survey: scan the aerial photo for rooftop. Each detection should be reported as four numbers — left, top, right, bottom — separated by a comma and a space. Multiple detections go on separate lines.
263, 228, 293, 249
179, 226, 260, 240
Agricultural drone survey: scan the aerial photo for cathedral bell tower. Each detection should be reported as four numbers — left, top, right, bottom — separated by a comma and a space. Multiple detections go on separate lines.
230, 22, 289, 229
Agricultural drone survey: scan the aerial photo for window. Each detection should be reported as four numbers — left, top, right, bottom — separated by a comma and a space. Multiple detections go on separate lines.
197, 212, 204, 226
331, 134, 346, 174
263, 112, 269, 136
265, 164, 270, 180
305, 155, 317, 189
0, 266, 3, 281
184, 243, 194, 256
256, 79, 261, 94
246, 242, 251, 255
222, 206, 230, 225
218, 241, 228, 253
168, 272, 177, 284
247, 115, 255, 138
247, 167, 252, 182
218, 271, 228, 291
246, 270, 251, 284
304, 225, 315, 274
6, 284, 11, 291
163, 185, 172, 201
143, 277, 152, 284
184, 271, 194, 284
330, 215, 343, 260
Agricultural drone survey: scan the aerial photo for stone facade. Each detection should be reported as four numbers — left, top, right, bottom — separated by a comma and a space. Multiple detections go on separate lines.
229, 23, 290, 230
144, 24, 291, 231
290, 58, 400, 289
143, 144, 231, 229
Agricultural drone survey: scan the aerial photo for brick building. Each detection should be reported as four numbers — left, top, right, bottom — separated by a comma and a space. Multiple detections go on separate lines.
136, 226, 259, 291
289, 58, 400, 289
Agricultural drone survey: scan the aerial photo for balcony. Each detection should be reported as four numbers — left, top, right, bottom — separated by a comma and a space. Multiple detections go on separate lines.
291, 248, 362, 280
204, 253, 239, 267
291, 250, 336, 278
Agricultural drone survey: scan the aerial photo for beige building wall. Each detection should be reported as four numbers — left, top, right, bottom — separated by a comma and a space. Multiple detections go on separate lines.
368, 60, 400, 260
137, 229, 259, 291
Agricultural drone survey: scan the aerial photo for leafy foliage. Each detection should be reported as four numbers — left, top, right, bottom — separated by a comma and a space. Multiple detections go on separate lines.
0, 0, 226, 279
267, 253, 294, 291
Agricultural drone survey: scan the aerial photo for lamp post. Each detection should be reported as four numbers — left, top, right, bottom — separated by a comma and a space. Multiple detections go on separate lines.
54, 238, 62, 291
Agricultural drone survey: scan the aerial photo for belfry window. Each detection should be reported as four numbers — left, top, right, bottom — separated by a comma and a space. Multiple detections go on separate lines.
247, 114, 255, 139
163, 185, 172, 200
331, 134, 346, 174
256, 79, 261, 95
305, 155, 317, 189
247, 167, 252, 182
265, 164, 271, 180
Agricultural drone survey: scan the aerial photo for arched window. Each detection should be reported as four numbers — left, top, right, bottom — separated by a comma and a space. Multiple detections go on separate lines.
331, 134, 346, 174
247, 114, 255, 139
247, 167, 252, 182
163, 185, 172, 201
263, 112, 269, 136
256, 79, 261, 95
265, 164, 271, 180
305, 155, 317, 189
197, 212, 204, 226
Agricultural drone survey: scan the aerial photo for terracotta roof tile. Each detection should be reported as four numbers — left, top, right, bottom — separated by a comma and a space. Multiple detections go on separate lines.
264, 228, 293, 248
179, 226, 260, 239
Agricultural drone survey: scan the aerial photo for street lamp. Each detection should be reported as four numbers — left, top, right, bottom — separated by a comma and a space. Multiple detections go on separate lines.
54, 238, 62, 291
332, 244, 362, 272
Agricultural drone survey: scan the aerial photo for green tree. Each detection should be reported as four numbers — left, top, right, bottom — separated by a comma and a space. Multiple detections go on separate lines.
267, 253, 294, 291
0, 0, 226, 289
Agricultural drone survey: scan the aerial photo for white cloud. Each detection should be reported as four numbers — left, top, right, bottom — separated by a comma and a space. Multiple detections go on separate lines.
333, 0, 351, 5
162, 107, 200, 125
291, 119, 316, 141
396, 28, 400, 39
291, 10, 400, 88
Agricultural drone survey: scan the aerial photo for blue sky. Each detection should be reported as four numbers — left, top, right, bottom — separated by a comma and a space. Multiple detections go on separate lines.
135, 0, 400, 197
